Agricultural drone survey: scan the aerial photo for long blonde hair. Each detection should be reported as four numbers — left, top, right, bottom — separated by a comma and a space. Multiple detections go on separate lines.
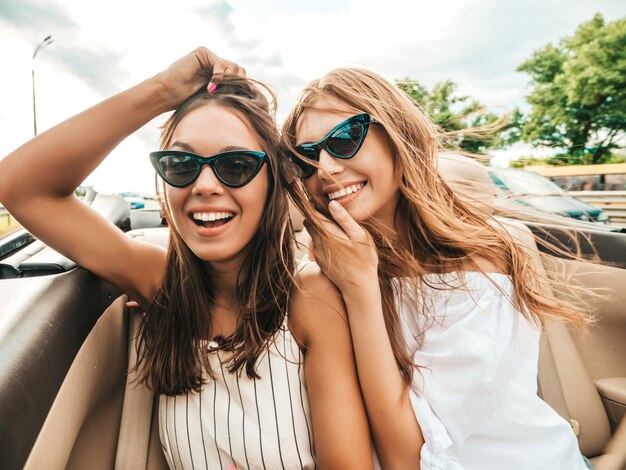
281, 68, 590, 385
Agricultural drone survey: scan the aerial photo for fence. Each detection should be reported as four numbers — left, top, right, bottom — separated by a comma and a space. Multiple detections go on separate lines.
569, 191, 626, 227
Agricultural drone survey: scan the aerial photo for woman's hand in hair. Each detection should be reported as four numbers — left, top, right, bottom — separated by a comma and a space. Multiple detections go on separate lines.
305, 200, 379, 296
155, 47, 246, 111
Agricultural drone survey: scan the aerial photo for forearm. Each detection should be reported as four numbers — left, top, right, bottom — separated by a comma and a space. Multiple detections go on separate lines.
0, 76, 169, 203
291, 267, 374, 469
342, 283, 424, 468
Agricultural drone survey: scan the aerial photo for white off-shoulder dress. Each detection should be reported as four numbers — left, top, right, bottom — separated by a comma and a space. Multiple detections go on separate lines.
399, 271, 588, 469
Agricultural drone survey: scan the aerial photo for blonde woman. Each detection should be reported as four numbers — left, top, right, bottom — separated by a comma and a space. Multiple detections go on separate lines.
281, 68, 591, 469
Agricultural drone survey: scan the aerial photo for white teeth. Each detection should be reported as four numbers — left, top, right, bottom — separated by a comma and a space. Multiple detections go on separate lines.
192, 212, 234, 222
328, 183, 365, 201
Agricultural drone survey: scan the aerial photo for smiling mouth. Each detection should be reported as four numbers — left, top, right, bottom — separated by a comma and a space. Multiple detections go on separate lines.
191, 211, 235, 228
327, 182, 366, 201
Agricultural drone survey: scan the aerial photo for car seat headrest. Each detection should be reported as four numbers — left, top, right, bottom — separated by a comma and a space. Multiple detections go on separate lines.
438, 152, 496, 200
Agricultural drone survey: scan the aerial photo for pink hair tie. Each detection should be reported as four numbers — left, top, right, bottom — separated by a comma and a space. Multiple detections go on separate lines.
208, 83, 218, 94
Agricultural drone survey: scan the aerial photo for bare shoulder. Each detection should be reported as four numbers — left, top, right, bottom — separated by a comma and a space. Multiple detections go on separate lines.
288, 262, 348, 349
492, 217, 537, 247
463, 254, 508, 275
294, 262, 343, 301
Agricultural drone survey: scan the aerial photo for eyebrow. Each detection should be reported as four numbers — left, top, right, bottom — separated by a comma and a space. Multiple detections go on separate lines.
295, 117, 347, 147
296, 128, 330, 147
169, 141, 254, 154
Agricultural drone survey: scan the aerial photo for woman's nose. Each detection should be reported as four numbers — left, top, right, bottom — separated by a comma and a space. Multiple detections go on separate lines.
317, 149, 346, 179
191, 165, 225, 196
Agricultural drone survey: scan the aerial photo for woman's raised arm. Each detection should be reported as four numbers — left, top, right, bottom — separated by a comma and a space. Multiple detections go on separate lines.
0, 48, 242, 307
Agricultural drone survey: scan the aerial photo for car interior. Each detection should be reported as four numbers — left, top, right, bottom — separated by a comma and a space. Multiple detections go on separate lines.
1, 158, 626, 469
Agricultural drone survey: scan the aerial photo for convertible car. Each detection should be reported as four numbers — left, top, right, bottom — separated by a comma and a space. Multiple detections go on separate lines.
1, 162, 626, 469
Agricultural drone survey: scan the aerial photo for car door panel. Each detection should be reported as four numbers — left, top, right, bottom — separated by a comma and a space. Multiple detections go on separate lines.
25, 296, 127, 470
0, 267, 121, 469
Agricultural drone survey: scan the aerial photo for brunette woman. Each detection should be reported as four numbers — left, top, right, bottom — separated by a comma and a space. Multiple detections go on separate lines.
0, 49, 372, 469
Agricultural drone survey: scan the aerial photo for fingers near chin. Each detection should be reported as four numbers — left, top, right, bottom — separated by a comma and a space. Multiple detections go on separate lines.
305, 213, 350, 241
328, 202, 365, 240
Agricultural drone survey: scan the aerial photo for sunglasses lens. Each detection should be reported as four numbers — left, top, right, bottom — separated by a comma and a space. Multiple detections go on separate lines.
156, 154, 198, 186
290, 115, 372, 179
328, 122, 365, 157
214, 154, 260, 186
292, 146, 317, 178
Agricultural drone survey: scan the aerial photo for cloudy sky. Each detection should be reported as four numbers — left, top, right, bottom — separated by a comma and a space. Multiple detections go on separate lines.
0, 0, 623, 194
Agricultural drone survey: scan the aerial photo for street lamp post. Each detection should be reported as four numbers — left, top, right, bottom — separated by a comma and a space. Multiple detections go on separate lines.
32, 35, 54, 136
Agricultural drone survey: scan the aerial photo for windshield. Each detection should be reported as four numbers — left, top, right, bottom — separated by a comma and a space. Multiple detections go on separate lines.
492, 170, 566, 196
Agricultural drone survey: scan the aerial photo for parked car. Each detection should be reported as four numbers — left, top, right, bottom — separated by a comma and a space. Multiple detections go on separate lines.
118, 191, 146, 210
1, 189, 626, 469
488, 167, 608, 223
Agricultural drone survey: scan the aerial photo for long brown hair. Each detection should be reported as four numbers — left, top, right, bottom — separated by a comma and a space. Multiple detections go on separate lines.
137, 77, 295, 395
281, 68, 591, 385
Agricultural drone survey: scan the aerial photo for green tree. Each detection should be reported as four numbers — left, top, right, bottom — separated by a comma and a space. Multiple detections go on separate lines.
508, 156, 551, 168
517, 14, 626, 164
396, 79, 510, 154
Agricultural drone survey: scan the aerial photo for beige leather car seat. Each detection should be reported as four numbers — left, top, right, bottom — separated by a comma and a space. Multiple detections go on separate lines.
438, 153, 626, 469
116, 230, 171, 470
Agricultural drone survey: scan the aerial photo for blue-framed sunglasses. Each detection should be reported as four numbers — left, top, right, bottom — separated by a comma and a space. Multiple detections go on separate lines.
290, 113, 378, 179
149, 150, 266, 188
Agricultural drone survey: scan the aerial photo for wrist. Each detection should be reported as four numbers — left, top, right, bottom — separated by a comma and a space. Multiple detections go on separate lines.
146, 73, 181, 114
340, 276, 381, 306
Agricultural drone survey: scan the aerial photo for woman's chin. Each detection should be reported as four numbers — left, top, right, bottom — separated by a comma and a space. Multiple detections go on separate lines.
199, 250, 241, 267
340, 204, 370, 223
191, 242, 251, 267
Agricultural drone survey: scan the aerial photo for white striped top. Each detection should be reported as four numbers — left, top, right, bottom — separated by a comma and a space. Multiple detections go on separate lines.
158, 323, 316, 470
